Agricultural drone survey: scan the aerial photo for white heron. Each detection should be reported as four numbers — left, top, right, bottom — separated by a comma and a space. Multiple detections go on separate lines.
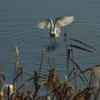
0, 84, 14, 96
3, 84, 14, 96
37, 16, 74, 43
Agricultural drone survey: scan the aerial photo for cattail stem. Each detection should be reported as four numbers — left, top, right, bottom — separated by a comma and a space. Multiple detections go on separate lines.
39, 50, 44, 74
64, 27, 69, 77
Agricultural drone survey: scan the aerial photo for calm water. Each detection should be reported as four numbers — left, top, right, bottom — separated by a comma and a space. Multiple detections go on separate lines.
0, 0, 100, 84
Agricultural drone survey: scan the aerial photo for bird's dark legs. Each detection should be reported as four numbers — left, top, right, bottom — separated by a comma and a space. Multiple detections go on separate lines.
50, 33, 56, 45
50, 37, 56, 45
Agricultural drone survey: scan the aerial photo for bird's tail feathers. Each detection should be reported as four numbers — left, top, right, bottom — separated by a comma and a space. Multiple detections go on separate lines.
55, 33, 60, 37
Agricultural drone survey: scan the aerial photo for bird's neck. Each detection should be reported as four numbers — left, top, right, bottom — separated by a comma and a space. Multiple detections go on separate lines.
49, 18, 54, 31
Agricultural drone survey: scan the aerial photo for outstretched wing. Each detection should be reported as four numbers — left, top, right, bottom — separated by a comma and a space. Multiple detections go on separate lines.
37, 19, 51, 29
54, 16, 74, 35
55, 16, 74, 27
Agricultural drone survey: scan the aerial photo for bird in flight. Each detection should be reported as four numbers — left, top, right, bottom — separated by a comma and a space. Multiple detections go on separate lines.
37, 16, 74, 44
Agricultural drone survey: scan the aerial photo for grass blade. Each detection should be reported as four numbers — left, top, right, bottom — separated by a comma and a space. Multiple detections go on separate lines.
72, 38, 96, 50
69, 44, 93, 53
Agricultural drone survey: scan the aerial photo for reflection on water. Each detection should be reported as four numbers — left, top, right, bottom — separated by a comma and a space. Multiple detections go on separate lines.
0, 0, 100, 83
44, 42, 61, 53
